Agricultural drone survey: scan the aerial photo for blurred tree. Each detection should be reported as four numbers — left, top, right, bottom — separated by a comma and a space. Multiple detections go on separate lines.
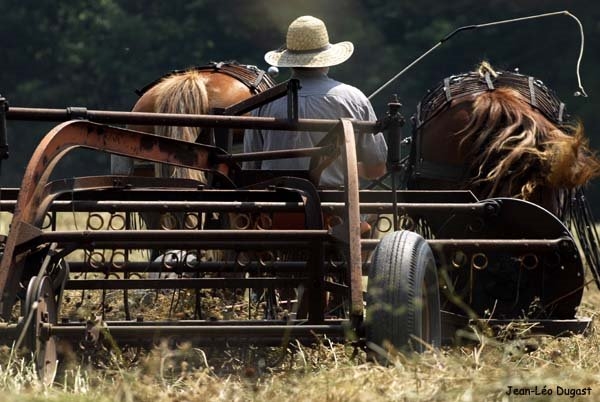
1, 0, 599, 209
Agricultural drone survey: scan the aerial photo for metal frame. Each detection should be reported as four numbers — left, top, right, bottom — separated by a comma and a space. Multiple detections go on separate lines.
0, 84, 592, 381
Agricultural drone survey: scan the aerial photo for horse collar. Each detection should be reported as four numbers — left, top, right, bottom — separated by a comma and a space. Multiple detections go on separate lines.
135, 61, 276, 96
414, 69, 568, 129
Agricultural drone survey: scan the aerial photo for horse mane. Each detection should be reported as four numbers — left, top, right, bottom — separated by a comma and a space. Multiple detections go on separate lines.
456, 68, 600, 200
151, 70, 210, 183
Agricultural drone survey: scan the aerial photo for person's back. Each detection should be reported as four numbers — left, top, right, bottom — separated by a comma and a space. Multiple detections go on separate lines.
243, 16, 387, 188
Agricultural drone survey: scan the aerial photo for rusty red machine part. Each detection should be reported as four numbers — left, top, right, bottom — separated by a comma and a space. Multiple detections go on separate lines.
0, 82, 591, 383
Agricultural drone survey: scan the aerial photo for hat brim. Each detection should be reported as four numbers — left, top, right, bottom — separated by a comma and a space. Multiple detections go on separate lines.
264, 41, 354, 68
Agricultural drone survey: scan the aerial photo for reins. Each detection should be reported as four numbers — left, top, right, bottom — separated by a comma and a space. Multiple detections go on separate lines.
368, 10, 587, 101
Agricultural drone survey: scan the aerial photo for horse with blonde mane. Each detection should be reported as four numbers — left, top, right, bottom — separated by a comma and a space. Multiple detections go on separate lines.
109, 63, 277, 288
112, 61, 275, 183
110, 62, 275, 232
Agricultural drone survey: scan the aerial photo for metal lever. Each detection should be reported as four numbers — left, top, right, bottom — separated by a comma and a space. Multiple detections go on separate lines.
383, 94, 405, 168
0, 95, 9, 173
287, 79, 300, 122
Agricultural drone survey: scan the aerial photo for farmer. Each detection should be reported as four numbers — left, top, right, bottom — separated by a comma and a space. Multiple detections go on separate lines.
242, 15, 388, 188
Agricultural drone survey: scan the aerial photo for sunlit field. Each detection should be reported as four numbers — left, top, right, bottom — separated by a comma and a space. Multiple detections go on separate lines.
1, 213, 599, 401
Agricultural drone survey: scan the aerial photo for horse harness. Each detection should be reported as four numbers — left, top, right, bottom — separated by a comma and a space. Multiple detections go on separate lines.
414, 69, 568, 129
409, 68, 569, 185
135, 61, 276, 96
134, 61, 277, 150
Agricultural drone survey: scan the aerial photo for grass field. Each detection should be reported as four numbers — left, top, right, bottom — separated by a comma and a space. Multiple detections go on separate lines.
1, 309, 599, 401
1, 213, 599, 401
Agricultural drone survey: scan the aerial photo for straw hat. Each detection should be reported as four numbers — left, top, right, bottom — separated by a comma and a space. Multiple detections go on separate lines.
264, 16, 354, 68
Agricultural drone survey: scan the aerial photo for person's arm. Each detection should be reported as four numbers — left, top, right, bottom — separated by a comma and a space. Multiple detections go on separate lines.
355, 100, 388, 180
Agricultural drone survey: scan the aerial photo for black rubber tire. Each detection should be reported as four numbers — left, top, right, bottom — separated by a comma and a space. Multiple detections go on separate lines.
366, 230, 441, 356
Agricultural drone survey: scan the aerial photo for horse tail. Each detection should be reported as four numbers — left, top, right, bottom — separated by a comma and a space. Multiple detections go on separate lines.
152, 70, 210, 183
457, 87, 600, 200
147, 71, 226, 262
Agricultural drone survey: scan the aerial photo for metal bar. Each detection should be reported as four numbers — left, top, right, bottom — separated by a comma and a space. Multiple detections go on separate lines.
44, 241, 313, 251
323, 202, 488, 215
287, 79, 299, 121
6, 107, 378, 132
1, 188, 481, 204
0, 95, 8, 162
71, 319, 346, 326
0, 317, 590, 339
1, 200, 305, 212
44, 323, 346, 340
15, 229, 332, 253
321, 189, 479, 203
216, 145, 330, 163
67, 260, 309, 273
361, 237, 574, 251
64, 277, 307, 290
0, 200, 490, 214
29, 177, 218, 218
222, 80, 292, 116
26, 229, 330, 242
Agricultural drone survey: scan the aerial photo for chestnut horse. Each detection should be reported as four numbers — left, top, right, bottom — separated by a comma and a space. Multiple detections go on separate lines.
111, 61, 275, 182
407, 61, 600, 292
112, 62, 275, 231
112, 62, 275, 266
408, 62, 600, 217
110, 63, 277, 314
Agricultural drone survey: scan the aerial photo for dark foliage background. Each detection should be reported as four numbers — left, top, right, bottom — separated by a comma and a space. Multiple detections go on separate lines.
2, 0, 599, 210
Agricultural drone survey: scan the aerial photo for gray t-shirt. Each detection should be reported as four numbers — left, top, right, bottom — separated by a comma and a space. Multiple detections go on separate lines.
243, 69, 388, 187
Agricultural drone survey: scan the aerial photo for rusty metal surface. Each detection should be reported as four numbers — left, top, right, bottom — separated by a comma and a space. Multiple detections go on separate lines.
221, 79, 292, 116
16, 229, 331, 253
437, 199, 582, 320
7, 106, 379, 132
2, 186, 480, 210
338, 119, 363, 320
0, 120, 234, 317
65, 260, 310, 273
361, 237, 576, 252
63, 278, 307, 290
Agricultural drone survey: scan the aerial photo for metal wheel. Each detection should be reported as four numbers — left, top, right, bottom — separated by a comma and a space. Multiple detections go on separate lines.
366, 230, 441, 357
24, 276, 58, 386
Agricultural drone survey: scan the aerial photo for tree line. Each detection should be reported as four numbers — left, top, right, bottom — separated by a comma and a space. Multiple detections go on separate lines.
2, 0, 599, 207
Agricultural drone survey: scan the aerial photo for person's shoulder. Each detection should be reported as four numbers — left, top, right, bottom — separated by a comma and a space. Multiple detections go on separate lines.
327, 80, 370, 104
